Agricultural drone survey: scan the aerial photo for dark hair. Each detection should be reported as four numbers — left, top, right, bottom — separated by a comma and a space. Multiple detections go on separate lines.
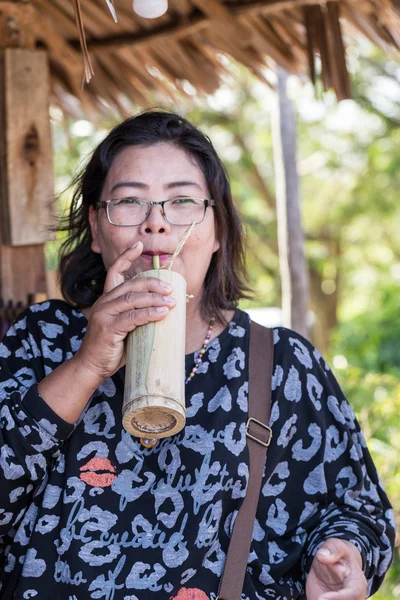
59, 110, 251, 324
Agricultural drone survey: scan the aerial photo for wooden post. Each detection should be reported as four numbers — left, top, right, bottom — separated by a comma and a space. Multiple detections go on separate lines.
272, 66, 309, 338
0, 2, 54, 310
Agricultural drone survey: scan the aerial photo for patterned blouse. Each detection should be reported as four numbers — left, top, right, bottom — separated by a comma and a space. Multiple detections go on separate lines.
0, 300, 395, 600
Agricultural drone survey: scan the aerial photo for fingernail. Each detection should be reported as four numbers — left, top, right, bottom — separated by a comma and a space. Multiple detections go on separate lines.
156, 306, 168, 313
160, 281, 172, 290
163, 296, 175, 303
319, 548, 332, 556
130, 242, 140, 248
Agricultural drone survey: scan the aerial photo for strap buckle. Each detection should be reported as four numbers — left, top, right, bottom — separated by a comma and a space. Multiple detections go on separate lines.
246, 417, 272, 448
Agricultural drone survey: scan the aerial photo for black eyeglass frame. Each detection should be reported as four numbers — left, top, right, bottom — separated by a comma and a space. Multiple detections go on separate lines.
95, 197, 216, 227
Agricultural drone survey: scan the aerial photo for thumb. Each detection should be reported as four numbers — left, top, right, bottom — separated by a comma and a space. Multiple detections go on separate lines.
316, 539, 347, 564
314, 540, 353, 583
309, 542, 351, 590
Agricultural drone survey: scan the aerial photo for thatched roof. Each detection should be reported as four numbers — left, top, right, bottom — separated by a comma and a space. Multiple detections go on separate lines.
11, 0, 400, 114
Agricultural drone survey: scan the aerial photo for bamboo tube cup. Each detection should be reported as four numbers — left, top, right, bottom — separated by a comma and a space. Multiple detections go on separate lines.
122, 268, 187, 438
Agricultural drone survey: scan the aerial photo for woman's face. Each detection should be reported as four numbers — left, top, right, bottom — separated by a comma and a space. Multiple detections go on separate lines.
89, 143, 220, 299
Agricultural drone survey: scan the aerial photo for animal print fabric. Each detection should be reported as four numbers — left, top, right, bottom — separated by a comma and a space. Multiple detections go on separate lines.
0, 301, 395, 600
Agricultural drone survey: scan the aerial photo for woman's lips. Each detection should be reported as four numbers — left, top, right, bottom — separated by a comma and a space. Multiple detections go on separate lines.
79, 457, 117, 488
141, 253, 172, 265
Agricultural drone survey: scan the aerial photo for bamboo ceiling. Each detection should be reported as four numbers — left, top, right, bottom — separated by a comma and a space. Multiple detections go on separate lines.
9, 0, 400, 115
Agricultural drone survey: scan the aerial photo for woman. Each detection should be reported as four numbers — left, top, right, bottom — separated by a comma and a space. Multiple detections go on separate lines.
0, 111, 395, 600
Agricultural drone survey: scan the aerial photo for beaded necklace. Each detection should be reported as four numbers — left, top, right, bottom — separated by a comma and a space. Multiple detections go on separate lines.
185, 316, 215, 384
140, 315, 215, 448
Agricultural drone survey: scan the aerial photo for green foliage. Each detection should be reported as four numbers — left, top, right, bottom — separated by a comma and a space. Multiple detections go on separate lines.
331, 284, 400, 377
333, 365, 400, 598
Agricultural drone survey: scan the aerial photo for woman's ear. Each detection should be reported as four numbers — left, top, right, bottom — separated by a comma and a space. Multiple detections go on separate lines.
89, 206, 101, 254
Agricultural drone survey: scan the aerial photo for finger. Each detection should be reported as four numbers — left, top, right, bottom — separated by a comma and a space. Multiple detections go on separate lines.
319, 559, 351, 581
311, 557, 347, 590
101, 276, 174, 306
113, 305, 170, 334
103, 242, 143, 294
313, 552, 351, 584
101, 290, 176, 317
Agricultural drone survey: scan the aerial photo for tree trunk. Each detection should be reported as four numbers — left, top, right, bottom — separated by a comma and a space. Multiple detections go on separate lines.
308, 239, 341, 353
272, 66, 309, 338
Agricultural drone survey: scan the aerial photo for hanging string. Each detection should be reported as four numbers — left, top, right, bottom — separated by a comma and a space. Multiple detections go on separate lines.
72, 0, 95, 85
161, 222, 196, 271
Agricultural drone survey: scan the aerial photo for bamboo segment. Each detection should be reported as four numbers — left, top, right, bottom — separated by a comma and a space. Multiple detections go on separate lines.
122, 269, 186, 438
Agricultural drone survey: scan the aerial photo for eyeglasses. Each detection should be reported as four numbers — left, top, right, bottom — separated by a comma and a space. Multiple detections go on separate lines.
96, 197, 216, 227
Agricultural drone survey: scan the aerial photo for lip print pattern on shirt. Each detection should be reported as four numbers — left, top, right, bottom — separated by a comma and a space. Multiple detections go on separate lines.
79, 457, 117, 487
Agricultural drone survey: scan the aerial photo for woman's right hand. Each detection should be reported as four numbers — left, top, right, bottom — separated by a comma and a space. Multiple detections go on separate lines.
74, 241, 175, 382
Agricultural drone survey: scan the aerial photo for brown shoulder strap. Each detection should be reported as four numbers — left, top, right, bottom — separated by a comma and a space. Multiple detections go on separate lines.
217, 320, 274, 600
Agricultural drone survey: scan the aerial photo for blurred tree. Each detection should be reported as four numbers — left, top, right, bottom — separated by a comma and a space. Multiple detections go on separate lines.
272, 66, 309, 338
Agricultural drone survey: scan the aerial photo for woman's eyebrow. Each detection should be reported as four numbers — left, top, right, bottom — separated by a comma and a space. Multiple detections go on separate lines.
166, 180, 202, 190
111, 180, 202, 193
111, 181, 147, 193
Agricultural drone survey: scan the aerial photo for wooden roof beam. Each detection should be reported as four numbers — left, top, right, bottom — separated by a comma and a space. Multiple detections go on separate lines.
69, 0, 342, 54
72, 13, 205, 52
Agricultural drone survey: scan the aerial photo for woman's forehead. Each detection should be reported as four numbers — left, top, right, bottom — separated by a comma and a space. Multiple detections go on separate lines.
107, 143, 206, 189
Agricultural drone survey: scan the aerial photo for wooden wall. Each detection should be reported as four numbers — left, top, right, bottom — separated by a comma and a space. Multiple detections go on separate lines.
0, 45, 55, 311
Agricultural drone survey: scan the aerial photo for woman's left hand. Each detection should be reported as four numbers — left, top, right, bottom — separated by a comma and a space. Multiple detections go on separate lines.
306, 538, 367, 599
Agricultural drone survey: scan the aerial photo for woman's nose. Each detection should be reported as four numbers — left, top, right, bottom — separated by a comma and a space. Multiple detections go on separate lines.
140, 203, 171, 234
